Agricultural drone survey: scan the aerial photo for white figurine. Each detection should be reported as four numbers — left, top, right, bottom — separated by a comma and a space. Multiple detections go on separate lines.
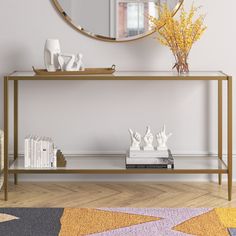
58, 53, 84, 71
143, 126, 154, 151
156, 125, 172, 151
76, 53, 84, 71
129, 129, 141, 151
44, 39, 61, 72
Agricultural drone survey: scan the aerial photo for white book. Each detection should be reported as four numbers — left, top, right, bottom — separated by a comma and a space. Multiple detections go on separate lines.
53, 148, 57, 168
46, 137, 50, 168
49, 139, 54, 168
46, 137, 51, 168
24, 136, 27, 167
128, 150, 169, 158
36, 137, 41, 168
33, 136, 36, 168
24, 135, 30, 168
33, 136, 38, 168
48, 138, 52, 167
28, 135, 33, 167
39, 137, 43, 168
27, 136, 30, 167
40, 138, 43, 167
42, 137, 47, 168
30, 135, 34, 167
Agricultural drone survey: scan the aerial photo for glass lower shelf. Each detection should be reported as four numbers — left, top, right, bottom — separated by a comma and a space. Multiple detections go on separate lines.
8, 155, 228, 174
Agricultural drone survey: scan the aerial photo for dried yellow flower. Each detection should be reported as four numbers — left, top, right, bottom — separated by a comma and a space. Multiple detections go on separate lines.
149, 4, 207, 73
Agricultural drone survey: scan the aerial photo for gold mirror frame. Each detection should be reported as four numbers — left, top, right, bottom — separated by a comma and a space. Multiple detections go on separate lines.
51, 0, 184, 42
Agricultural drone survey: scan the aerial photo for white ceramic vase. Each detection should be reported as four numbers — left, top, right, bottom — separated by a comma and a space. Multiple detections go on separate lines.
44, 39, 61, 72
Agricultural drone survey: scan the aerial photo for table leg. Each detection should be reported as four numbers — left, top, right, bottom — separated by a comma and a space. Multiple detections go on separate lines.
4, 77, 9, 201
14, 80, 18, 185
218, 80, 223, 185
227, 76, 233, 201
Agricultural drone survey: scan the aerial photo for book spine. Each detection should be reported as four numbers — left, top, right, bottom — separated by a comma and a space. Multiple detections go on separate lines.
28, 136, 31, 168
126, 158, 174, 165
36, 138, 40, 168
34, 137, 38, 168
31, 136, 33, 168
126, 164, 169, 169
49, 139, 54, 168
47, 138, 50, 168
24, 136, 30, 168
39, 138, 42, 168
53, 149, 57, 168
42, 137, 46, 168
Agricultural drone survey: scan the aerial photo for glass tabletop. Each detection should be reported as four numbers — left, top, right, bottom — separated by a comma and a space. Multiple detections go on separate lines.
8, 71, 228, 78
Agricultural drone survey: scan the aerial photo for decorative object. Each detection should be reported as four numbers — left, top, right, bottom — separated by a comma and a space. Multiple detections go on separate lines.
127, 125, 173, 169
32, 66, 116, 75
58, 53, 84, 71
129, 125, 172, 151
149, 4, 207, 73
44, 39, 61, 72
143, 126, 154, 151
0, 208, 235, 235
56, 150, 67, 167
51, 0, 183, 42
128, 129, 141, 151
156, 125, 172, 151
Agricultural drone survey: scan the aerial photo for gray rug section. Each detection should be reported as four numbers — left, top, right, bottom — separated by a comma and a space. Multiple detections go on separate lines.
229, 228, 236, 236
0, 208, 63, 236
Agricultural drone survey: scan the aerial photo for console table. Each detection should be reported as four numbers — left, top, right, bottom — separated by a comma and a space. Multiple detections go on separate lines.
3, 71, 233, 201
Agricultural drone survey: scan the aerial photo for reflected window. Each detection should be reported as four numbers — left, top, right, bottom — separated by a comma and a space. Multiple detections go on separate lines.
117, 1, 157, 38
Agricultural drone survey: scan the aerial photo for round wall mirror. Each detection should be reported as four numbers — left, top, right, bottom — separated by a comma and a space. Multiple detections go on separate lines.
52, 0, 183, 42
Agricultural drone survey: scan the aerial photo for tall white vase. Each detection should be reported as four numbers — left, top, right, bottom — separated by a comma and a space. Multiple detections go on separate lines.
44, 39, 61, 72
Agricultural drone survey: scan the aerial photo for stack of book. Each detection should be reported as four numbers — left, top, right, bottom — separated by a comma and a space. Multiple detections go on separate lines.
126, 149, 174, 169
24, 135, 64, 168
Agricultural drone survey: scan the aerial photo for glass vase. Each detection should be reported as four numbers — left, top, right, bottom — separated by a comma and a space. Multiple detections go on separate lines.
173, 57, 189, 74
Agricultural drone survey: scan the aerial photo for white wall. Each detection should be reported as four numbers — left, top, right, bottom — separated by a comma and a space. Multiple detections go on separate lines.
0, 0, 235, 181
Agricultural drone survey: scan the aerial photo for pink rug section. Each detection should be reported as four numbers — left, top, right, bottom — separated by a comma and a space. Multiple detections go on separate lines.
90, 208, 212, 236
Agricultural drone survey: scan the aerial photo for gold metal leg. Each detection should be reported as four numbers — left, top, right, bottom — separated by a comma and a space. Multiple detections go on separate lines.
218, 80, 223, 185
14, 80, 18, 185
4, 77, 9, 201
227, 76, 233, 201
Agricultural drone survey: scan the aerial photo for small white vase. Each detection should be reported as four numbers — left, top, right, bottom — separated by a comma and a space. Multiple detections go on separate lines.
44, 39, 61, 72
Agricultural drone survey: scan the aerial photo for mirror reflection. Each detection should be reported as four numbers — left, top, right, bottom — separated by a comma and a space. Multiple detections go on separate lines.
54, 0, 182, 41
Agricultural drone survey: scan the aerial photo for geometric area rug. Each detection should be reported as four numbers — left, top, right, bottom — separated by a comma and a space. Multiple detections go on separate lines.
0, 208, 235, 235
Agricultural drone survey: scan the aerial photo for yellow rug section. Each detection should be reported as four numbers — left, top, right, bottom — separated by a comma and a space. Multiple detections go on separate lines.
215, 208, 236, 228
59, 208, 160, 236
173, 210, 229, 236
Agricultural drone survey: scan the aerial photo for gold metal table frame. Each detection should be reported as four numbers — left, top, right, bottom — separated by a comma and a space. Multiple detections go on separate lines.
3, 71, 233, 201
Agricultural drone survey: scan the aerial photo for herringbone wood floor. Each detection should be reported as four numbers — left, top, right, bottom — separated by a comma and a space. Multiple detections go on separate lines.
0, 182, 235, 207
